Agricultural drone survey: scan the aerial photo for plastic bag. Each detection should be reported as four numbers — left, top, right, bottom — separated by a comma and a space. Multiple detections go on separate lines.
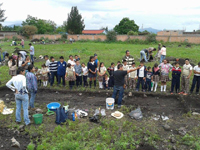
129, 107, 143, 120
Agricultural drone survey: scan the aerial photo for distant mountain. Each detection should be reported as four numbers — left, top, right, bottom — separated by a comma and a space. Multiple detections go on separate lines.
139, 27, 161, 34
8, 23, 21, 27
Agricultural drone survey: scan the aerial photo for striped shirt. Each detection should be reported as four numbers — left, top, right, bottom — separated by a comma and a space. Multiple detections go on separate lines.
49, 61, 58, 72
122, 55, 135, 68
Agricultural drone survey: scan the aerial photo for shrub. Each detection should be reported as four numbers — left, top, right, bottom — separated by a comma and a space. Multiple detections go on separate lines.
12, 36, 19, 41
106, 30, 117, 42
145, 33, 157, 43
127, 31, 138, 35
62, 34, 68, 39
21, 25, 38, 38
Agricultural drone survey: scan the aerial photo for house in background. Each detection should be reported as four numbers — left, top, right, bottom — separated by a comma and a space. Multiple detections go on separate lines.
82, 30, 106, 35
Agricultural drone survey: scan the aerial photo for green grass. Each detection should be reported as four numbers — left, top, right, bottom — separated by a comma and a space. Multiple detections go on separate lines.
0, 41, 200, 87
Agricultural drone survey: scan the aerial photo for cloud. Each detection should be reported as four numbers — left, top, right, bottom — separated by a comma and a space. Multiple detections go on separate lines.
1, 0, 200, 31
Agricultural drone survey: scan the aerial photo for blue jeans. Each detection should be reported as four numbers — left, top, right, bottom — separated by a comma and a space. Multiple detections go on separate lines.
140, 51, 148, 62
136, 77, 145, 91
57, 75, 65, 86
112, 86, 124, 106
15, 94, 30, 125
50, 71, 58, 86
22, 45, 24, 48
145, 81, 151, 92
2, 52, 6, 61
160, 55, 166, 63
29, 90, 36, 108
30, 55, 34, 63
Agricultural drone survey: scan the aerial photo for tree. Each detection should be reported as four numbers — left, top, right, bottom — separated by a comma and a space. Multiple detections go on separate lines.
64, 6, 85, 34
114, 17, 139, 34
56, 26, 65, 33
0, 3, 7, 22
106, 30, 117, 42
100, 26, 108, 32
21, 25, 38, 38
127, 30, 138, 35
22, 15, 56, 34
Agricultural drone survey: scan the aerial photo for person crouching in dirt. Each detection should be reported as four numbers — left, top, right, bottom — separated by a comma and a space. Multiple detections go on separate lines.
170, 62, 181, 94
158, 59, 173, 92
148, 47, 156, 62
179, 59, 193, 96
112, 64, 140, 108
26, 65, 37, 110
6, 67, 31, 125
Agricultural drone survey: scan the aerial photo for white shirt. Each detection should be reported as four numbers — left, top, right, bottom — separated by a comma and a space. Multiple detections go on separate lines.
99, 66, 107, 74
19, 51, 27, 62
6, 75, 28, 93
18, 59, 23, 67
139, 66, 145, 77
82, 66, 88, 76
30, 46, 35, 55
45, 59, 50, 67
66, 67, 75, 73
194, 65, 200, 76
67, 59, 76, 66
114, 65, 118, 71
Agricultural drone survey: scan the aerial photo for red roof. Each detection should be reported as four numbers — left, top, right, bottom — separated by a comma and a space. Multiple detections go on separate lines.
82, 30, 105, 34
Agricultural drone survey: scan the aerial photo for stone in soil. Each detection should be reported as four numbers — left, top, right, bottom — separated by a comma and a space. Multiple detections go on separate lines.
11, 137, 20, 148
178, 127, 187, 136
5, 94, 9, 97
36, 108, 43, 113
163, 124, 170, 131
19, 125, 25, 132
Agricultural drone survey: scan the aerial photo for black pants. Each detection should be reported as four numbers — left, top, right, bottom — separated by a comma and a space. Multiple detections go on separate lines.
108, 76, 114, 87
145, 81, 151, 92
58, 75, 65, 86
190, 75, 200, 93
48, 73, 51, 83
83, 76, 88, 87
171, 77, 180, 93
50, 71, 58, 86
136, 77, 145, 90
76, 76, 82, 87
69, 81, 75, 89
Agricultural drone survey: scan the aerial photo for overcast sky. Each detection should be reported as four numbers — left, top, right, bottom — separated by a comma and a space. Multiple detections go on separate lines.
1, 0, 200, 31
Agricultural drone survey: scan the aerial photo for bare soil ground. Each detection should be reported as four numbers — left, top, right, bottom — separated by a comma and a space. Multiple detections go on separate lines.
0, 86, 200, 150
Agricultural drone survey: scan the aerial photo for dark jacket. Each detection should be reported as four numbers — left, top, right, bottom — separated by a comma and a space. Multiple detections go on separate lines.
137, 65, 147, 77
107, 66, 114, 76
152, 67, 160, 76
172, 67, 181, 78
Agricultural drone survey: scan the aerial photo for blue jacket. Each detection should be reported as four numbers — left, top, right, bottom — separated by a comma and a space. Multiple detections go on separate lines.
57, 61, 67, 76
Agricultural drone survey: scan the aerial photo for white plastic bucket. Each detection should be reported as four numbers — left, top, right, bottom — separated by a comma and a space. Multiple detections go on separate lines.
106, 98, 115, 110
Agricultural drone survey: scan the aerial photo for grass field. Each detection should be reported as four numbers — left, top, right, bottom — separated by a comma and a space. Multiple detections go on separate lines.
0, 41, 200, 87
0, 41, 200, 150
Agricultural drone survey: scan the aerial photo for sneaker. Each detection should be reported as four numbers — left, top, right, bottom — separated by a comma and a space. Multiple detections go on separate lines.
178, 92, 184, 95
118, 105, 121, 109
196, 93, 199, 96
171, 93, 173, 95
183, 93, 188, 96
135, 89, 139, 92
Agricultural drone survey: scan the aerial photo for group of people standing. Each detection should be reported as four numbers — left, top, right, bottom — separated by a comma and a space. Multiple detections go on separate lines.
3, 42, 200, 124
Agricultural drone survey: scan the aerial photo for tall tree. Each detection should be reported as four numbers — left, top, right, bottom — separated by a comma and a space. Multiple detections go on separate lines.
0, 3, 7, 22
0, 3, 7, 30
64, 6, 85, 34
21, 25, 38, 38
114, 17, 139, 34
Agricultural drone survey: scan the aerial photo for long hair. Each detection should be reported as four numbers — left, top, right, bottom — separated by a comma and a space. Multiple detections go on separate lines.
89, 56, 94, 62
99, 62, 104, 73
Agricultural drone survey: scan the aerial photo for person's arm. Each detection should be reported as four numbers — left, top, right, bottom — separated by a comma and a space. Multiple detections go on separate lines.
143, 67, 147, 80
73, 71, 76, 77
188, 68, 193, 78
6, 78, 15, 92
127, 67, 141, 74
65, 70, 68, 77
32, 75, 37, 92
